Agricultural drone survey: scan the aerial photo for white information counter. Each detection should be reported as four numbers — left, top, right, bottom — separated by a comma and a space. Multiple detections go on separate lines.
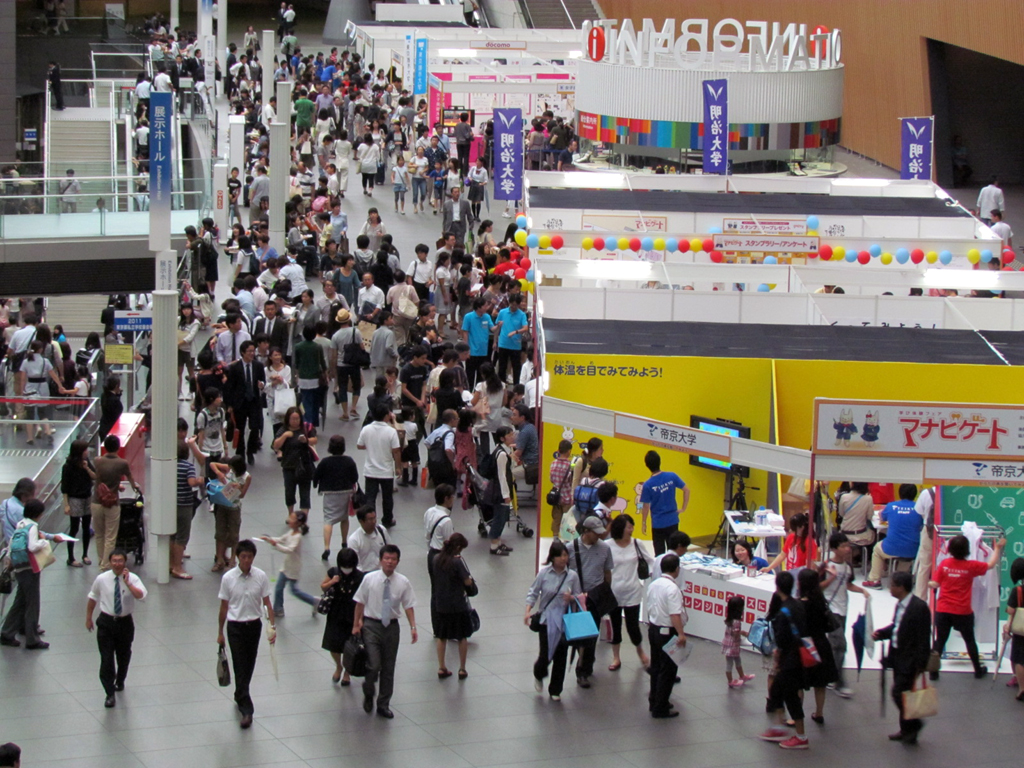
681, 564, 777, 642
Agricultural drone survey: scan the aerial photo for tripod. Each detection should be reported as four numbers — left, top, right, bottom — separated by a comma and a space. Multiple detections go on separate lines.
708, 471, 756, 556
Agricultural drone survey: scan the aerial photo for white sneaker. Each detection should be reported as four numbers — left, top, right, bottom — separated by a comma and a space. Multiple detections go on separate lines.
534, 677, 543, 692
501, 211, 511, 218
835, 687, 853, 698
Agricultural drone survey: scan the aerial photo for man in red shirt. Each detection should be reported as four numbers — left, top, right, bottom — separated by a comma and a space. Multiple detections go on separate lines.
928, 533, 1005, 679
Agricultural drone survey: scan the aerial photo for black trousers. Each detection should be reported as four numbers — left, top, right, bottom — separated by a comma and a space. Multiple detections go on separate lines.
535, 629, 570, 696
610, 604, 643, 646
457, 144, 471, 177
226, 619, 262, 716
652, 522, 678, 557
465, 355, 488, 387
412, 281, 430, 302
892, 668, 923, 735
496, 347, 522, 386
97, 613, 135, 695
1, 570, 41, 645
647, 624, 678, 715
933, 611, 982, 670
576, 599, 609, 679
427, 460, 457, 489
767, 668, 805, 721
364, 476, 395, 526
233, 403, 262, 458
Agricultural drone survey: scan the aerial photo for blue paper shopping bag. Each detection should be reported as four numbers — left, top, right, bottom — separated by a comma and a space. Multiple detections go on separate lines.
563, 597, 599, 643
206, 480, 240, 508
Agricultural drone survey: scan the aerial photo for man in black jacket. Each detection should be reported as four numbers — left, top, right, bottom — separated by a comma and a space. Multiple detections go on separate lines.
873, 571, 932, 744
252, 301, 290, 356
224, 341, 265, 466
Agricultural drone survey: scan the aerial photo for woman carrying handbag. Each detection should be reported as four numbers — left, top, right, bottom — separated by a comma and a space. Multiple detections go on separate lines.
431, 533, 476, 680
320, 548, 364, 685
525, 541, 582, 701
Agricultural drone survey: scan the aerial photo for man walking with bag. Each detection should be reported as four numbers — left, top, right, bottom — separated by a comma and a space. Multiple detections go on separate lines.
647, 553, 688, 718
568, 517, 614, 689
85, 548, 147, 708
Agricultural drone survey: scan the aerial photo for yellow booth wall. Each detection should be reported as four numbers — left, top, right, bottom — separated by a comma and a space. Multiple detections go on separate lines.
542, 354, 773, 540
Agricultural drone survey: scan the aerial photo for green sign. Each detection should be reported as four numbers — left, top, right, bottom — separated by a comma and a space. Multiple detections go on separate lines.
940, 485, 1022, 619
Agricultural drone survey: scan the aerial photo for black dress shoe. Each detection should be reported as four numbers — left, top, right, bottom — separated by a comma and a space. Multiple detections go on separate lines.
376, 707, 394, 719
902, 732, 919, 745
104, 695, 116, 708
576, 676, 590, 689
247, 453, 256, 465
675, 676, 681, 683
0, 636, 20, 647
114, 682, 125, 692
24, 641, 50, 650
652, 710, 680, 719
363, 693, 374, 713
888, 732, 906, 741
974, 665, 989, 679
240, 714, 253, 729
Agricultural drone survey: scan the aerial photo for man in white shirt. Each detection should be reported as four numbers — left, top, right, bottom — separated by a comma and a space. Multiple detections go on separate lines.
352, 543, 417, 718
215, 313, 251, 365
277, 253, 309, 298
153, 69, 173, 92
357, 272, 385, 322
357, 405, 402, 528
85, 548, 147, 708
59, 168, 82, 213
407, 245, 435, 301
423, 484, 455, 575
650, 530, 691, 590
646, 553, 688, 719
975, 176, 1005, 224
249, 165, 270, 211
261, 97, 277, 129
217, 540, 275, 729
990, 209, 1013, 249
8, 313, 38, 396
348, 505, 390, 572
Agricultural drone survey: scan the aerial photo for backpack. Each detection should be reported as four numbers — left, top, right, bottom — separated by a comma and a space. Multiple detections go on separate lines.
427, 428, 453, 467
199, 238, 219, 268
573, 481, 600, 516
8, 522, 35, 569
478, 446, 500, 481
245, 249, 260, 276
748, 617, 776, 656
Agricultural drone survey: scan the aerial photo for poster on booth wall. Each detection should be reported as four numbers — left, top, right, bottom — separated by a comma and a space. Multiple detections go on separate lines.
812, 398, 1024, 460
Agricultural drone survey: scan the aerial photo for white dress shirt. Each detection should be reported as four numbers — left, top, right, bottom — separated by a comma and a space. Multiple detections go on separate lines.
353, 569, 416, 621
423, 505, 454, 550
218, 566, 271, 621
891, 593, 913, 648
646, 575, 684, 627
408, 257, 435, 284
348, 524, 390, 572
88, 570, 147, 616
215, 328, 251, 365
651, 552, 688, 591
357, 285, 385, 312
977, 185, 1005, 217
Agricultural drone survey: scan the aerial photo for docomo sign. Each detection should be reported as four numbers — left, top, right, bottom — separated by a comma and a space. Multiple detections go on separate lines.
582, 18, 842, 72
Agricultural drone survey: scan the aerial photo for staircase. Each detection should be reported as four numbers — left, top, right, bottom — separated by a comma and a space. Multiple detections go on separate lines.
45, 108, 116, 212
521, 0, 602, 28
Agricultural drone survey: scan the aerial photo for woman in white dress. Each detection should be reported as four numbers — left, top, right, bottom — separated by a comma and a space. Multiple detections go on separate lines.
334, 129, 352, 197
356, 133, 381, 196
265, 347, 294, 435
433, 252, 455, 333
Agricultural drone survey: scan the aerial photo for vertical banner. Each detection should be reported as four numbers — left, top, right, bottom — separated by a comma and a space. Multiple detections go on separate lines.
702, 78, 728, 175
493, 108, 523, 201
148, 91, 173, 254
405, 34, 415, 88
200, 0, 215, 88
414, 39, 428, 98
900, 116, 934, 180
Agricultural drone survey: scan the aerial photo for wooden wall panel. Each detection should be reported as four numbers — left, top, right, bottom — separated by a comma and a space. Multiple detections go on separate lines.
595, 1, 1024, 171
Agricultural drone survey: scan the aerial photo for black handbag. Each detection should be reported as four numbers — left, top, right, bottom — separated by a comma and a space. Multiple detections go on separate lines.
546, 463, 573, 507
528, 572, 568, 632
343, 634, 368, 677
317, 584, 335, 615
635, 540, 650, 580
468, 606, 481, 634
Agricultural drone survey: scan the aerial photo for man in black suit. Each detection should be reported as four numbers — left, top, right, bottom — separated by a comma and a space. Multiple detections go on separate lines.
873, 571, 932, 745
252, 301, 290, 357
225, 340, 265, 466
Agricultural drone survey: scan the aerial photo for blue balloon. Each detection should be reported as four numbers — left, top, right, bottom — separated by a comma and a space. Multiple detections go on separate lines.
641, 237, 654, 252
939, 250, 953, 265
845, 250, 857, 262
665, 238, 679, 253
516, 215, 527, 228
981, 249, 994, 263
526, 269, 535, 281
895, 249, 909, 264
806, 215, 819, 230
757, 283, 771, 292
526, 233, 539, 248
763, 255, 778, 265
869, 244, 882, 258
708, 226, 722, 235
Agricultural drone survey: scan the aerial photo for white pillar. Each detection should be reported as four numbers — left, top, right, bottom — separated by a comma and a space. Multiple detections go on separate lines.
149, 287, 178, 585
216, 0, 228, 99
276, 80, 293, 123
199, 0, 215, 93
170, 0, 180, 34
262, 29, 276, 102
228, 115, 246, 176
213, 161, 230, 237
268, 121, 289, 253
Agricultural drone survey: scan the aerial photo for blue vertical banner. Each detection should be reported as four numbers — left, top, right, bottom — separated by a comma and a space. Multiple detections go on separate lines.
702, 79, 728, 175
494, 108, 523, 202
414, 39, 428, 97
900, 117, 934, 180
148, 91, 173, 251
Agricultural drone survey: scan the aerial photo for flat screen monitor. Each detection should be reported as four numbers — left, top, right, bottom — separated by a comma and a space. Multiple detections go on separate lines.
688, 416, 750, 477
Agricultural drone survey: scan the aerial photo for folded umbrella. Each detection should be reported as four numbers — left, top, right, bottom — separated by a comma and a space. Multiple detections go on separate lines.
851, 612, 867, 681
993, 635, 1010, 685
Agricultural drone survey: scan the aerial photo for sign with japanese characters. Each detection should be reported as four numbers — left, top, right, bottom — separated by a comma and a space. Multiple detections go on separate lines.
900, 117, 933, 180
924, 459, 1024, 487
713, 234, 819, 253
493, 108, 523, 202
702, 79, 728, 175
414, 39, 428, 96
723, 217, 807, 235
148, 91, 172, 251
813, 398, 1024, 461
615, 413, 731, 461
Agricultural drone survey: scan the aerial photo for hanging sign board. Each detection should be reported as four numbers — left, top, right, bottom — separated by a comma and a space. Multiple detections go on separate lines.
713, 234, 818, 253
615, 413, 731, 461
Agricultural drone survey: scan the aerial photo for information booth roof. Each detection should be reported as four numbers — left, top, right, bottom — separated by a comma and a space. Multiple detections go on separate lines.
543, 319, 1017, 366
527, 188, 972, 219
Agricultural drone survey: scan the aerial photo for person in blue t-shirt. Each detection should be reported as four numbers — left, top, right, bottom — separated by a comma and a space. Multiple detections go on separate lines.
495, 294, 528, 385
864, 483, 922, 588
638, 450, 690, 556
460, 297, 494, 386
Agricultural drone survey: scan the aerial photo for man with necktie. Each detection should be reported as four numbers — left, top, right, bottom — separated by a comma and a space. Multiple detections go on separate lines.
225, 341, 265, 466
873, 571, 931, 744
215, 313, 251, 366
85, 548, 148, 708
352, 544, 417, 718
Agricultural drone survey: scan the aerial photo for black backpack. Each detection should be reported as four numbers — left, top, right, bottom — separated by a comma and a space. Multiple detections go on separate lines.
427, 428, 454, 467
244, 249, 260, 276
478, 447, 500, 481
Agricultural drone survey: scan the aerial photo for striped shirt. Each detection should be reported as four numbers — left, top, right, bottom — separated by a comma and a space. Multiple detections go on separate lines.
176, 460, 196, 506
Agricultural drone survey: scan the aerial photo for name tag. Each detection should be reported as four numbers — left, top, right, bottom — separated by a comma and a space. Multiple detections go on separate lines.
660, 626, 671, 635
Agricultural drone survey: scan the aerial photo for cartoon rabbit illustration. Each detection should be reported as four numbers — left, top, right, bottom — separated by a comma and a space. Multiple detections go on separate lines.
833, 409, 858, 446
861, 411, 880, 444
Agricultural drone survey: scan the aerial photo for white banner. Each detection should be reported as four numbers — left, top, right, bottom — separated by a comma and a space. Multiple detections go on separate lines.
614, 413, 730, 461
813, 398, 1024, 461
924, 459, 1024, 487
713, 234, 819, 253
723, 217, 807, 235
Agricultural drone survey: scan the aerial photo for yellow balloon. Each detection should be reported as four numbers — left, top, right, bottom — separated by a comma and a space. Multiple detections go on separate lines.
616, 237, 629, 251
968, 251, 980, 264
690, 237, 704, 253
581, 237, 594, 251
807, 229, 818, 236
653, 238, 666, 251
833, 246, 846, 261
926, 250, 938, 264
880, 252, 893, 265
514, 229, 527, 247
519, 278, 529, 290
525, 280, 534, 291
539, 235, 552, 249
768, 283, 777, 290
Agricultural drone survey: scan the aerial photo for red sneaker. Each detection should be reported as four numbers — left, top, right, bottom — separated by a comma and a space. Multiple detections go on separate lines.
759, 727, 790, 742
779, 736, 809, 750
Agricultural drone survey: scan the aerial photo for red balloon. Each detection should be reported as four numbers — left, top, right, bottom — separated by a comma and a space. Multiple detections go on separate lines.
817, 244, 832, 260
857, 251, 871, 265
1003, 248, 1015, 265
520, 258, 532, 270
709, 250, 724, 263
1002, 265, 1016, 272
592, 237, 605, 251
550, 236, 563, 250
910, 248, 925, 264
677, 238, 690, 253
514, 268, 526, 279
629, 237, 642, 252
702, 238, 714, 253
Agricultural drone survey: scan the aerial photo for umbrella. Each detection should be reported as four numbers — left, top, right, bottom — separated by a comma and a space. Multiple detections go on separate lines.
993, 635, 1010, 685
851, 612, 868, 681
879, 639, 888, 717
265, 620, 279, 681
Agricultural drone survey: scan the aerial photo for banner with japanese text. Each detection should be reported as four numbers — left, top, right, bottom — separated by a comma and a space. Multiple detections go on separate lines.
148, 91, 173, 251
900, 117, 933, 180
702, 79, 728, 175
812, 398, 1024, 460
493, 108, 523, 201
414, 39, 428, 97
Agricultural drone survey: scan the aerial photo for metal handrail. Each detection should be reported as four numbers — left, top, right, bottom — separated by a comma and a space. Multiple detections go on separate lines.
556, 0, 577, 29
516, 0, 536, 29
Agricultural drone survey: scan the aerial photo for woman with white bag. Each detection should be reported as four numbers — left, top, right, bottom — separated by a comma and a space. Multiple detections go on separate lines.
265, 347, 295, 437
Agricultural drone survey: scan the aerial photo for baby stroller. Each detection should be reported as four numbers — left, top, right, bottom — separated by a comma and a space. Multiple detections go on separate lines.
465, 464, 534, 539
115, 492, 146, 565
